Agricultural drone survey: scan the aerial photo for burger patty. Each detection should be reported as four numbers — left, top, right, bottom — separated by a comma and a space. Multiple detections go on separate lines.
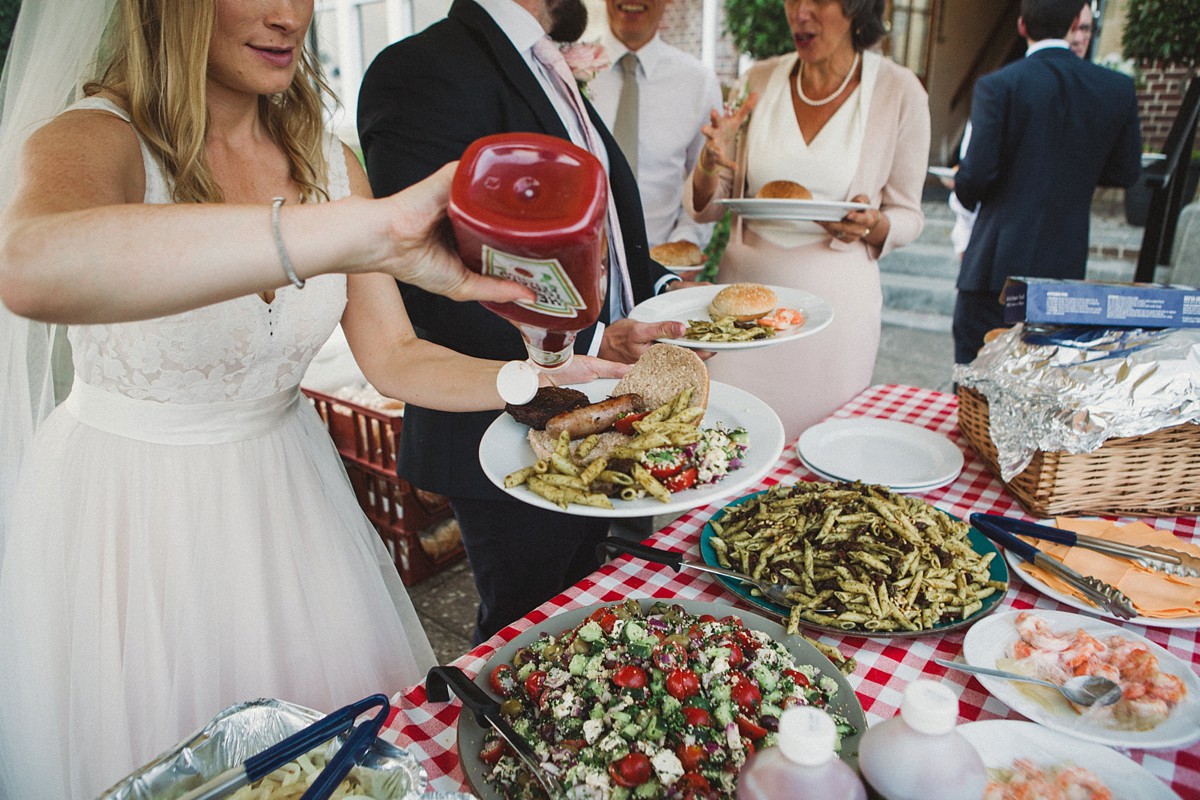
505, 386, 591, 430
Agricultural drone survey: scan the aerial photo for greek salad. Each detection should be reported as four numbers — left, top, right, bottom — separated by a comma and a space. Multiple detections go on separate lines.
477, 600, 855, 799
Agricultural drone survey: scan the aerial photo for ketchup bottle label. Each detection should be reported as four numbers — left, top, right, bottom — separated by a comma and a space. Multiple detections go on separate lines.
483, 246, 587, 319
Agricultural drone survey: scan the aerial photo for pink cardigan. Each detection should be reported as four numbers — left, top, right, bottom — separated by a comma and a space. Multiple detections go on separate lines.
686, 50, 930, 260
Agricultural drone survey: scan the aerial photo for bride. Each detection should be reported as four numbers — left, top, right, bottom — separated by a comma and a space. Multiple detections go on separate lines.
0, 0, 624, 797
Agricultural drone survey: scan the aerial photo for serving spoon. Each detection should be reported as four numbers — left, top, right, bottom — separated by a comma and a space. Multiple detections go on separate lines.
934, 658, 1123, 707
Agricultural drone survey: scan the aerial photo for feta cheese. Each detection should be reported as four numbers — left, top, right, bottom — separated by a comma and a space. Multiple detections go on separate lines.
582, 717, 604, 744
650, 747, 684, 786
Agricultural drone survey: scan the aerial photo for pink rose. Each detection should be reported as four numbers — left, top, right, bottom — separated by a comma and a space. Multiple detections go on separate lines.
560, 41, 610, 86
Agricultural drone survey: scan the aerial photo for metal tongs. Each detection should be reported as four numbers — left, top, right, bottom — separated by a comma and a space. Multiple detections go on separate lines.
971, 513, 1138, 620
972, 512, 1200, 578
427, 666, 565, 799
177, 693, 391, 800
596, 537, 804, 607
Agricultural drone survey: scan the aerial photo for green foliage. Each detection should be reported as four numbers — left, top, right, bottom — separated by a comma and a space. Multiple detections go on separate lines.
1122, 0, 1200, 67
0, 0, 19, 65
723, 0, 794, 60
701, 211, 731, 282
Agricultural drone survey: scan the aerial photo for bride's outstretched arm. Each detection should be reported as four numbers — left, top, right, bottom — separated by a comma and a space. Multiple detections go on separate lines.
0, 109, 530, 325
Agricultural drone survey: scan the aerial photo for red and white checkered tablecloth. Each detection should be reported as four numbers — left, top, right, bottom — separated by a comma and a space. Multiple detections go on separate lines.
380, 384, 1200, 797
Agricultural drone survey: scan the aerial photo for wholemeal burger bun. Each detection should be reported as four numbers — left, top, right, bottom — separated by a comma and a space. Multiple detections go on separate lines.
650, 241, 706, 269
756, 180, 813, 200
707, 283, 778, 323
612, 342, 709, 416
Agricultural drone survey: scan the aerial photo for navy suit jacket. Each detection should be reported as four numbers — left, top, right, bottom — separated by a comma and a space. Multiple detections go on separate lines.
357, 0, 672, 498
955, 47, 1141, 293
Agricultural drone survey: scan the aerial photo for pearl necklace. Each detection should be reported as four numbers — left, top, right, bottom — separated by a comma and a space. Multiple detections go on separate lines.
796, 51, 860, 107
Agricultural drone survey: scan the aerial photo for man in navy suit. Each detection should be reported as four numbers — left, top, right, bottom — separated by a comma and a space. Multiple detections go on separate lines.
952, 0, 1141, 365
358, 0, 683, 644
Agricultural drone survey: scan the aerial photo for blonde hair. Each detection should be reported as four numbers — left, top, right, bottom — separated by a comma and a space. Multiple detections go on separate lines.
85, 0, 333, 204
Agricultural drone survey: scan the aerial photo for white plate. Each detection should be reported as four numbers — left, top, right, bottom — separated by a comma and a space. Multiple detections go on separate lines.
928, 166, 957, 180
626, 284, 834, 351
479, 379, 785, 518
959, 720, 1180, 799
716, 197, 871, 222
1005, 551, 1200, 630
795, 447, 954, 493
797, 418, 964, 488
961, 609, 1200, 750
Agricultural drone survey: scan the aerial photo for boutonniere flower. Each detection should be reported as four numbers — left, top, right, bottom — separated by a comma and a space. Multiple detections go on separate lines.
559, 40, 609, 100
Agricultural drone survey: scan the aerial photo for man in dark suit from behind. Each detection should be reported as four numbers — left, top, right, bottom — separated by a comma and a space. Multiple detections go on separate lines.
952, 0, 1142, 365
357, 0, 684, 644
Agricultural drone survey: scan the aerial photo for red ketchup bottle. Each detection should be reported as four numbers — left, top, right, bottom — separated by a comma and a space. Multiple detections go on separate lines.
448, 132, 609, 370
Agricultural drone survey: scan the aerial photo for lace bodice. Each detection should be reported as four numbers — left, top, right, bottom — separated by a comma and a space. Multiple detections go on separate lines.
67, 98, 351, 403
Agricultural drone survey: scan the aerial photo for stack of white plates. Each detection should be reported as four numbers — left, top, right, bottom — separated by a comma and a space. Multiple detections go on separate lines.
796, 418, 964, 492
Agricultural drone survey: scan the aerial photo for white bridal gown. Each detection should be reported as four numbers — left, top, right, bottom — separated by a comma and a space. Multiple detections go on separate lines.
0, 98, 436, 800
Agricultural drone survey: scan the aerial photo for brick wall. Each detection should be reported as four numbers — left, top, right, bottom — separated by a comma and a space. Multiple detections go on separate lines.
1136, 62, 1198, 153
659, 0, 742, 90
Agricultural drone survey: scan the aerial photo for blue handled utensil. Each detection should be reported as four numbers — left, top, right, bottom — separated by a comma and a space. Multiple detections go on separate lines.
299, 698, 392, 800
972, 512, 1199, 578
176, 694, 389, 800
970, 513, 1137, 620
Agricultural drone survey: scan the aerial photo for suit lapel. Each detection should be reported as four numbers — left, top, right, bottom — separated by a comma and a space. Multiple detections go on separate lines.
448, 0, 568, 138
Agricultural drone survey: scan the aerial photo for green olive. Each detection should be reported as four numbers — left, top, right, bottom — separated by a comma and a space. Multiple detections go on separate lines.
542, 643, 563, 660
512, 647, 532, 668
666, 633, 690, 647
570, 637, 591, 655
500, 698, 524, 717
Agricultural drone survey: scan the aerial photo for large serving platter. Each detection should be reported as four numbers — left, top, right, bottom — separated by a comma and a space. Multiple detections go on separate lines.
479, 379, 784, 518
698, 488, 1009, 638
962, 609, 1200, 750
627, 284, 834, 351
455, 598, 867, 800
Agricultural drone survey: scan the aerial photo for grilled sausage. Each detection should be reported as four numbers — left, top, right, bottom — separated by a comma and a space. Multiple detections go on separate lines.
545, 393, 643, 439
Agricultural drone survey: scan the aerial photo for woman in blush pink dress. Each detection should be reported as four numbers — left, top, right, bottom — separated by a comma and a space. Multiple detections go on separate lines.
685, 0, 929, 440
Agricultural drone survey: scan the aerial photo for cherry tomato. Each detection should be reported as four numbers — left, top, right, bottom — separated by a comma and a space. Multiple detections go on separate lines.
489, 664, 518, 697
736, 713, 768, 740
608, 752, 652, 787
784, 667, 811, 688
614, 411, 648, 436
644, 448, 686, 479
523, 670, 547, 701
682, 705, 713, 727
663, 466, 698, 493
724, 642, 744, 667
666, 668, 701, 700
652, 640, 688, 671
675, 772, 713, 799
676, 744, 705, 773
479, 737, 508, 765
591, 610, 619, 634
698, 614, 717, 624
730, 675, 762, 712
612, 664, 648, 689
719, 615, 744, 628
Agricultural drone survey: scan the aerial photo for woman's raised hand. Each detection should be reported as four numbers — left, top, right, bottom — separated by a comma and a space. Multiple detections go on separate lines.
377, 163, 536, 305
549, 354, 631, 387
699, 91, 759, 174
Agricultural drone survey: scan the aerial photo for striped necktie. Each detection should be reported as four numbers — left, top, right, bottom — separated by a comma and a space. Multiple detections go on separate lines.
532, 37, 635, 316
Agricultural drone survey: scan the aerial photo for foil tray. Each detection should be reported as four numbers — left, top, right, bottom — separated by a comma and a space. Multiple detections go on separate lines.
99, 698, 428, 800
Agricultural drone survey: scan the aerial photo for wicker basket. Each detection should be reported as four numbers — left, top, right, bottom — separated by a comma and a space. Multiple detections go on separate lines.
957, 387, 1200, 517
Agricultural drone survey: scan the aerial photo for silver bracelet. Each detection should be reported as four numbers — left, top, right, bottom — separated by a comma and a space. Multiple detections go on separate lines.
271, 197, 305, 289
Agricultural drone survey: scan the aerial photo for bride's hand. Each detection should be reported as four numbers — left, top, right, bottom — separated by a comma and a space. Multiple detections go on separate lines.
377, 163, 536, 305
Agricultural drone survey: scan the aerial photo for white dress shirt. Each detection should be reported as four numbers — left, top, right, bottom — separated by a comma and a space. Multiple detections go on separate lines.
591, 33, 723, 249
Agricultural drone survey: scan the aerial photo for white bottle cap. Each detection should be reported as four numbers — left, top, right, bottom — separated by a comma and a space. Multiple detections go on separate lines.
496, 360, 540, 405
777, 706, 837, 766
899, 679, 960, 735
